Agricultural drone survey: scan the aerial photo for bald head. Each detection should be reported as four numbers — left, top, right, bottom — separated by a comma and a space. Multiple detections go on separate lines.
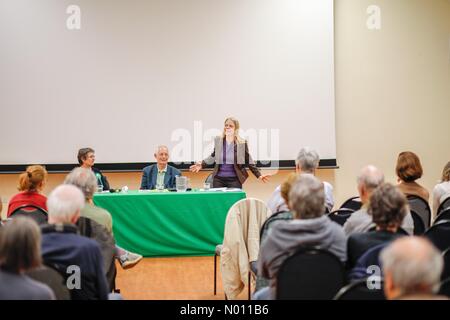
381, 237, 443, 299
357, 165, 384, 204
47, 184, 85, 224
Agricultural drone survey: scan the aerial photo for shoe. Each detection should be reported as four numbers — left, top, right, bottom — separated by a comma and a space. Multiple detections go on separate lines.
119, 251, 143, 269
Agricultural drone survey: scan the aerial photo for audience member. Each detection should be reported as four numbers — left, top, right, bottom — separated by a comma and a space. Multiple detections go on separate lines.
432, 161, 450, 216
254, 174, 346, 300
64, 168, 142, 269
381, 237, 447, 300
343, 165, 414, 235
0, 217, 54, 300
7, 165, 48, 217
396, 151, 429, 201
267, 147, 334, 214
41, 184, 109, 300
347, 183, 408, 268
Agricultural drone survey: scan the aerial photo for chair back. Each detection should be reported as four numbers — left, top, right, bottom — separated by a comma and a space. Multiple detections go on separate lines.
439, 278, 450, 298
407, 195, 431, 229
259, 211, 293, 244
327, 209, 353, 226
205, 173, 214, 185
410, 210, 426, 235
434, 208, 450, 225
340, 196, 362, 211
9, 204, 48, 225
26, 265, 70, 300
77, 216, 117, 292
424, 220, 450, 252
442, 248, 450, 281
334, 277, 385, 300
276, 249, 345, 300
437, 197, 450, 217
221, 198, 271, 299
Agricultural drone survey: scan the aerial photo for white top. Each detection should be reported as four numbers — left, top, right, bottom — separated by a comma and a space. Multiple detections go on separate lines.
266, 180, 334, 215
432, 181, 450, 216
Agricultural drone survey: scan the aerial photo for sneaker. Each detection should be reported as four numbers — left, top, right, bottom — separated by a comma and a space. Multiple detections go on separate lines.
119, 251, 143, 269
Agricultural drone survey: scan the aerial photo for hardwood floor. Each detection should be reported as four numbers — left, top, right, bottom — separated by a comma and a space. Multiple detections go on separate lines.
115, 256, 250, 300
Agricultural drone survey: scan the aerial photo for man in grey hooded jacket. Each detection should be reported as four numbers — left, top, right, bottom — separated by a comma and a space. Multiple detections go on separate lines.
254, 174, 347, 300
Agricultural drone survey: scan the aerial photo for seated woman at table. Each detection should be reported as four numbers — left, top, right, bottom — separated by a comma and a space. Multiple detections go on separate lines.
140, 145, 181, 190
189, 117, 270, 188
78, 147, 110, 191
7, 165, 48, 217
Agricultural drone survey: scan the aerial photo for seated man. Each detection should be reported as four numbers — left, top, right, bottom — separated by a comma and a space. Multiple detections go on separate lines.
254, 174, 346, 300
343, 165, 414, 235
64, 168, 142, 269
347, 183, 408, 269
266, 147, 334, 214
140, 145, 181, 190
381, 237, 446, 300
41, 184, 109, 300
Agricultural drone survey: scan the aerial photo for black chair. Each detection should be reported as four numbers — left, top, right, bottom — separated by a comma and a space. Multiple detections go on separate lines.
424, 220, 450, 252
327, 209, 354, 226
9, 204, 48, 225
334, 277, 385, 300
442, 248, 450, 281
26, 265, 71, 300
437, 197, 450, 217
259, 211, 293, 244
340, 196, 362, 211
77, 216, 118, 293
276, 249, 345, 300
367, 226, 409, 236
439, 278, 450, 298
434, 208, 450, 225
410, 210, 426, 235
205, 173, 214, 185
407, 195, 431, 229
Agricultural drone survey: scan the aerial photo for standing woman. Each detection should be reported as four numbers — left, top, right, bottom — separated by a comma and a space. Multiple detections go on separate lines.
190, 117, 270, 188
78, 148, 110, 191
7, 165, 48, 218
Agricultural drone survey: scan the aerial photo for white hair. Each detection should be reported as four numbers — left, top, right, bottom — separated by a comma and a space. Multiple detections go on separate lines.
381, 237, 444, 295
295, 147, 320, 173
46, 184, 85, 223
64, 167, 97, 199
357, 165, 385, 191
288, 174, 325, 219
154, 145, 169, 155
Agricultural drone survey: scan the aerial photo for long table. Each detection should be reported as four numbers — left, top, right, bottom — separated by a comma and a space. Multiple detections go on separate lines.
93, 190, 246, 257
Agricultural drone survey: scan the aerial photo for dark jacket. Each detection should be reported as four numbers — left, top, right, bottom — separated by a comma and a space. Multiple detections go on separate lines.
347, 230, 405, 269
202, 136, 261, 185
41, 224, 109, 300
140, 164, 181, 190
92, 167, 110, 191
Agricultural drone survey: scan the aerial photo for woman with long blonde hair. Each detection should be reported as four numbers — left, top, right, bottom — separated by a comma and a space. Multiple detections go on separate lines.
190, 117, 270, 188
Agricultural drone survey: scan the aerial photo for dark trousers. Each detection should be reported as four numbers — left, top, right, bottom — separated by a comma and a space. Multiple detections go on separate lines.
213, 175, 242, 189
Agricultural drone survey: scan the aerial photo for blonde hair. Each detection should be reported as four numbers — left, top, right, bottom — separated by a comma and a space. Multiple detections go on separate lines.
18, 165, 48, 192
441, 161, 450, 182
222, 117, 245, 143
280, 173, 298, 206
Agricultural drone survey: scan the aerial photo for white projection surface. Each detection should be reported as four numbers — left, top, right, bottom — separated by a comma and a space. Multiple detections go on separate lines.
0, 0, 336, 167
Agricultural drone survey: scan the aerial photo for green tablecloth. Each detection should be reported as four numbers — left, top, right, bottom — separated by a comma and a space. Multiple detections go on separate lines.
93, 190, 246, 257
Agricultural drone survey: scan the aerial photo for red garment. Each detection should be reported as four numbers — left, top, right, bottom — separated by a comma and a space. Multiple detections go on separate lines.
7, 192, 48, 217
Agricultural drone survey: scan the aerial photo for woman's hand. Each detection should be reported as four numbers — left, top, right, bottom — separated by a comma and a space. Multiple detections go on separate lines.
258, 174, 270, 183
189, 162, 202, 173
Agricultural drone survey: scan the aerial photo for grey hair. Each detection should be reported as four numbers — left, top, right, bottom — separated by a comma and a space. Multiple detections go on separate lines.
295, 147, 320, 173
357, 165, 385, 191
46, 184, 85, 223
288, 174, 325, 219
380, 237, 444, 295
64, 167, 97, 199
154, 145, 169, 155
